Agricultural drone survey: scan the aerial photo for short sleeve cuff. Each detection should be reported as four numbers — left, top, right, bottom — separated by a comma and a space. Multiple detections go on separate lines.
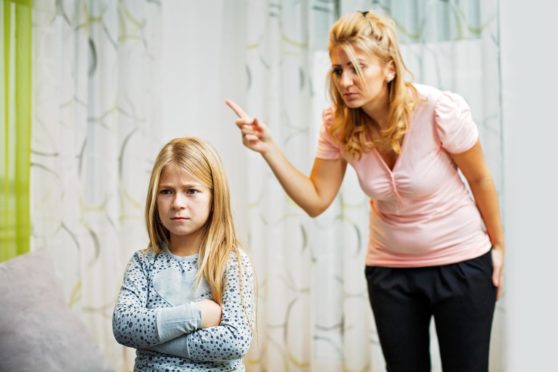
315, 108, 342, 159
434, 91, 479, 153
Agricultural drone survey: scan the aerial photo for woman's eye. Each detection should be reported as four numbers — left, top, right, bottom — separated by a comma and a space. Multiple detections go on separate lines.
159, 189, 172, 195
332, 68, 342, 77
186, 189, 200, 195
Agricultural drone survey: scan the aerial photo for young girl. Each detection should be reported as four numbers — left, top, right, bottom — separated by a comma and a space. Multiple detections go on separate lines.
227, 10, 503, 372
113, 137, 255, 371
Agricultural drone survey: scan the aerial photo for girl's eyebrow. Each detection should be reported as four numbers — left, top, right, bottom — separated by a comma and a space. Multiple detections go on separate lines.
158, 182, 204, 188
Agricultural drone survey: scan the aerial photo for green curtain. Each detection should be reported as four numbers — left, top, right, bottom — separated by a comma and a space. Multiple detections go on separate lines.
0, 0, 32, 262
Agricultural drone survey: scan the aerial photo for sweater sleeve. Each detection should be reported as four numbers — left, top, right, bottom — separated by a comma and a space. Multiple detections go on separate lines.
112, 251, 202, 348
146, 250, 255, 361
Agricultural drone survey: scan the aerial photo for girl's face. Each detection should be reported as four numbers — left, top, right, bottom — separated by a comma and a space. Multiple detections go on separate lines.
330, 46, 394, 112
156, 163, 212, 251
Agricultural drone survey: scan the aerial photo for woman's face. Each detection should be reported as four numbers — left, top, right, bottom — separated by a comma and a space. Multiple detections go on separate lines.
330, 46, 394, 112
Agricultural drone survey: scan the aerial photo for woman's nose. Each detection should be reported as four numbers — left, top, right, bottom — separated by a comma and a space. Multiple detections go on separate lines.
339, 71, 354, 87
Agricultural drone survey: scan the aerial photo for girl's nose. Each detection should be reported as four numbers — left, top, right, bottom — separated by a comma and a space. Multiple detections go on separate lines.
172, 193, 187, 209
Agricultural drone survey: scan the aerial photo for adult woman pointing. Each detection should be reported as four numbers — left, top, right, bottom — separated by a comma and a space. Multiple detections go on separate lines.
226, 10, 503, 372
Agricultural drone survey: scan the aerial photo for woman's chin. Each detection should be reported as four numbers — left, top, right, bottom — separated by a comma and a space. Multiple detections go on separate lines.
344, 100, 362, 109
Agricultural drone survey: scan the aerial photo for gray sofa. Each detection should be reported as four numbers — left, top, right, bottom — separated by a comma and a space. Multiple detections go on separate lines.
0, 250, 112, 372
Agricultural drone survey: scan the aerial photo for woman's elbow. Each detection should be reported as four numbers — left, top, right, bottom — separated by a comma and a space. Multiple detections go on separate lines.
468, 174, 495, 191
304, 202, 329, 217
306, 208, 324, 218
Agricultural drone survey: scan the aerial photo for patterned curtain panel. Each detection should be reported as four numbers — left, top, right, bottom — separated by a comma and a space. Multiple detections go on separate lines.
31, 0, 161, 369
243, 0, 503, 371
0, 0, 32, 262
241, 1, 315, 371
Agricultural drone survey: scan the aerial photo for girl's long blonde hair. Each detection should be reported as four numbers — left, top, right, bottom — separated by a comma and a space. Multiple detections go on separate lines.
145, 137, 239, 305
328, 10, 418, 158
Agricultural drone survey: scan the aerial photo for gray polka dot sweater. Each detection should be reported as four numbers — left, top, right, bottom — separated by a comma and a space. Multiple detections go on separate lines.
113, 247, 255, 371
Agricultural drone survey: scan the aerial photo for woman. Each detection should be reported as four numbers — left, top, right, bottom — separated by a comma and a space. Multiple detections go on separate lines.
226, 9, 503, 372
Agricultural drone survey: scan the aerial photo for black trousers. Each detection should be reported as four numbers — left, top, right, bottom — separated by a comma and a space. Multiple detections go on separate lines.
365, 250, 496, 372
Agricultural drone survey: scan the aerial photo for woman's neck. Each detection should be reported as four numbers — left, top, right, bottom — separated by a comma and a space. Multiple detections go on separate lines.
361, 93, 390, 129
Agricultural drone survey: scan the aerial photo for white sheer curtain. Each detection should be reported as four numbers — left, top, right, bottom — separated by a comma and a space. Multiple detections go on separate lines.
31, 0, 161, 370
240, 1, 315, 370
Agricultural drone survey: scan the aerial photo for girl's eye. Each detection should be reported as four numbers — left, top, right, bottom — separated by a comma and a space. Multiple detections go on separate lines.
159, 189, 172, 195
186, 189, 200, 195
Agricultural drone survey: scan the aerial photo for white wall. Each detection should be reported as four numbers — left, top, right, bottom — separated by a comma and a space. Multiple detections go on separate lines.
500, 1, 558, 370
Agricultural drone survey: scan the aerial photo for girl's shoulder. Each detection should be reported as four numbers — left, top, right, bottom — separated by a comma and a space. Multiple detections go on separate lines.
129, 247, 158, 267
236, 246, 251, 259
226, 247, 254, 272
230, 247, 251, 263
135, 247, 156, 258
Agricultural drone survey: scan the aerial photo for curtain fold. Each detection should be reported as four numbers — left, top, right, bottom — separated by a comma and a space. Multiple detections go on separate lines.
1, 0, 32, 262
242, 1, 314, 370
31, 0, 161, 369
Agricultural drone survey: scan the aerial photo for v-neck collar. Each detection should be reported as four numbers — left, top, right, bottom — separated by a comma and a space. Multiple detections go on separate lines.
373, 127, 411, 174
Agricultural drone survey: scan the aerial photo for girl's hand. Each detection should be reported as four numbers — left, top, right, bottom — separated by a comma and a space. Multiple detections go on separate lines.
225, 99, 272, 154
198, 299, 222, 328
491, 245, 505, 300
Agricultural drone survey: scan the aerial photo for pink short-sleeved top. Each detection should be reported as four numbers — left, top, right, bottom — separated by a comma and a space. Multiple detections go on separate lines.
316, 84, 491, 267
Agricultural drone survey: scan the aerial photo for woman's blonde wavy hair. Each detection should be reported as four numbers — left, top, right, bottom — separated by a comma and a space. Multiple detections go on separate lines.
145, 137, 240, 305
327, 10, 418, 158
